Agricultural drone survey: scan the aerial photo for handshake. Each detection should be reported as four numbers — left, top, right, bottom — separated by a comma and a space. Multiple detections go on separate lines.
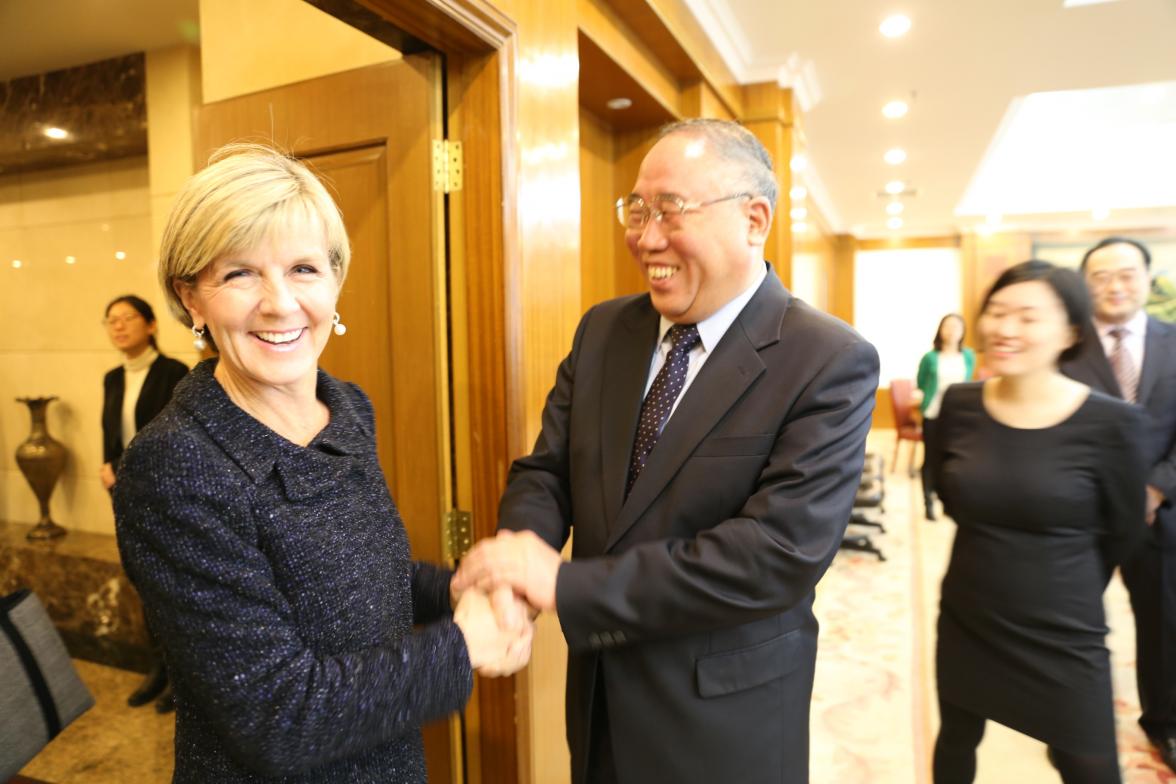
449, 529, 563, 678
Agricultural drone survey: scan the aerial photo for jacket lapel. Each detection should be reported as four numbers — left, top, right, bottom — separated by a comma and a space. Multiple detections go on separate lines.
605, 272, 786, 551
600, 300, 661, 527
1137, 317, 1172, 406
1074, 329, 1121, 397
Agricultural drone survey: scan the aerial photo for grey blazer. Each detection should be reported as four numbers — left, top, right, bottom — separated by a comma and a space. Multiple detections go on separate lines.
499, 267, 880, 784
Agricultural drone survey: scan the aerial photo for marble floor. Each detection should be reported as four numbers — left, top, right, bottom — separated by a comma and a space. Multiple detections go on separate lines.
16, 660, 174, 783
13, 434, 1176, 783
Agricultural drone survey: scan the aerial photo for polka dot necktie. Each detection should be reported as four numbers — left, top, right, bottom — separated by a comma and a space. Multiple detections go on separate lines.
626, 324, 701, 498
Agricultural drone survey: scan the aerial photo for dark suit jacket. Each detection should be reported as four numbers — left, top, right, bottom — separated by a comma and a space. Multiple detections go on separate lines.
499, 268, 880, 784
102, 353, 189, 467
1062, 317, 1176, 538
115, 360, 471, 782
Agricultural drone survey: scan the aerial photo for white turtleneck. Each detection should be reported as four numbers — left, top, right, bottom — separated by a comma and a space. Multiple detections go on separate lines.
122, 346, 159, 447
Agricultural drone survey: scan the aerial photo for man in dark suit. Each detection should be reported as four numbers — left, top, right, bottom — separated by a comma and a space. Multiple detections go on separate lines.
1062, 236, 1176, 772
455, 119, 879, 783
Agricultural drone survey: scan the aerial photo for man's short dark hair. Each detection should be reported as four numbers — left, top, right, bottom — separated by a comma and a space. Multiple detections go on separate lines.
1079, 236, 1151, 272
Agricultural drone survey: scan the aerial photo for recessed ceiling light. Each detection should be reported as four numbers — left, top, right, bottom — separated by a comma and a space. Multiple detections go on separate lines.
792, 222, 808, 233
886, 201, 905, 215
887, 217, 904, 230
65, 255, 77, 265
885, 179, 905, 194
790, 154, 809, 172
11, 259, 22, 269
1063, 0, 1121, 7
790, 206, 808, 220
606, 97, 632, 111
1091, 206, 1110, 220
114, 251, 126, 260
882, 100, 909, 119
43, 127, 69, 140
884, 147, 907, 165
985, 213, 1002, 227
790, 185, 808, 201
879, 14, 911, 38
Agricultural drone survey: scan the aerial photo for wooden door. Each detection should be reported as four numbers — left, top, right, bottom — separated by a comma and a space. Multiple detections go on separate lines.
196, 57, 460, 782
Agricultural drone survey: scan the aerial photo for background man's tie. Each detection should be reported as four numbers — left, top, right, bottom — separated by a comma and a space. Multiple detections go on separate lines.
1109, 326, 1139, 403
626, 324, 701, 498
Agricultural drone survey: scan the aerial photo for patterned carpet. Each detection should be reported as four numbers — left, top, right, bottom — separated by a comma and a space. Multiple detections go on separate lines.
810, 439, 1175, 783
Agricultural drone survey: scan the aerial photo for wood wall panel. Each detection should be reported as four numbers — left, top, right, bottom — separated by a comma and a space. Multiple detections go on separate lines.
578, 0, 682, 118
580, 108, 617, 310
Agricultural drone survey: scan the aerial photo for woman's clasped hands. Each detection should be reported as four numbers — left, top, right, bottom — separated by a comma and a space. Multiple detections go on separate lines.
452, 583, 534, 677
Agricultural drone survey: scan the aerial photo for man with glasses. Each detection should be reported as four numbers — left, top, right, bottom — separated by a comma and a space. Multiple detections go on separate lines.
455, 119, 878, 783
1063, 237, 1176, 772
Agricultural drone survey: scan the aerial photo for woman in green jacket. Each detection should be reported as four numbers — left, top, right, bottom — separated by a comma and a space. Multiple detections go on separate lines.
917, 314, 975, 519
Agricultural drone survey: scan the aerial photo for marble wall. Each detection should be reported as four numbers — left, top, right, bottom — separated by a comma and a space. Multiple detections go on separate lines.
0, 520, 150, 670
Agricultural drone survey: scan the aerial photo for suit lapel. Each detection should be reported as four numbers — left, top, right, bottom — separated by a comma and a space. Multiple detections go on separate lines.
1074, 329, 1121, 397
1138, 317, 1173, 406
600, 300, 661, 527
605, 272, 786, 551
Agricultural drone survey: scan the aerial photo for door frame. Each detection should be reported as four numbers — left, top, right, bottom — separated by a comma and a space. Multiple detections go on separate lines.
311, 2, 527, 782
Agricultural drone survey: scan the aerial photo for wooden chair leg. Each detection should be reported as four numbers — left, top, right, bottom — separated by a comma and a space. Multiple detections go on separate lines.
892, 435, 900, 475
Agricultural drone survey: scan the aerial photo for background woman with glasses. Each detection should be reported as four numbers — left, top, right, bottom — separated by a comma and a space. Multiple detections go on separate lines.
101, 294, 189, 711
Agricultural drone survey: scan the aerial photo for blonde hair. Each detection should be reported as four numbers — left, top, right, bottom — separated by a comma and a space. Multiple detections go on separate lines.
158, 143, 351, 326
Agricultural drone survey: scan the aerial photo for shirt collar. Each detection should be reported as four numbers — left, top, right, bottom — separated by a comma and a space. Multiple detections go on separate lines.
655, 262, 768, 353
1094, 308, 1148, 338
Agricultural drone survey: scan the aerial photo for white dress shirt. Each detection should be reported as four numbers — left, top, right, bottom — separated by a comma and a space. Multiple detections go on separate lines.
642, 263, 768, 431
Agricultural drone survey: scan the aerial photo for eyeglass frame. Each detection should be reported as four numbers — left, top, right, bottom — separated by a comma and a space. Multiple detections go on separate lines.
102, 313, 145, 328
615, 192, 754, 230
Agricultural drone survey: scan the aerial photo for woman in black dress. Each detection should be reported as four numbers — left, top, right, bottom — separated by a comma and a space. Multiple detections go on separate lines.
100, 294, 188, 711
932, 261, 1147, 783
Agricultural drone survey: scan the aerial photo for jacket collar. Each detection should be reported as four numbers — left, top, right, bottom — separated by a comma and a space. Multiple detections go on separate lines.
174, 359, 371, 498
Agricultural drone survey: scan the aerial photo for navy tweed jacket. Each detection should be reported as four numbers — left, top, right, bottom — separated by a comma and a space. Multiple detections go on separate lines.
115, 359, 472, 783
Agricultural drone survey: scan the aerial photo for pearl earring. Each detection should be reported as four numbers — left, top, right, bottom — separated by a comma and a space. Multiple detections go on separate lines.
332, 312, 347, 336
192, 325, 207, 352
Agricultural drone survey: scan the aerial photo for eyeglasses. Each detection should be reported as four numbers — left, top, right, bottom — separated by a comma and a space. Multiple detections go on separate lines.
615, 192, 752, 231
103, 314, 143, 328
1087, 269, 1145, 289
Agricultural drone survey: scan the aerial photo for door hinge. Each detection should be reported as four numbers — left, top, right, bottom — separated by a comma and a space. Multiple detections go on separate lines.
442, 509, 473, 562
432, 139, 463, 194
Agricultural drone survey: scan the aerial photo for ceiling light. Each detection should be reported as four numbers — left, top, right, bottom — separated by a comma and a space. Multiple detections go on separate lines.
1063, 0, 1122, 7
882, 100, 909, 119
986, 213, 1002, 226
114, 251, 126, 260
11, 259, 22, 269
43, 127, 69, 140
887, 217, 903, 230
790, 207, 808, 220
65, 255, 77, 264
790, 154, 809, 172
884, 147, 907, 165
606, 97, 632, 111
1091, 206, 1110, 220
792, 222, 808, 233
885, 180, 905, 194
879, 14, 911, 38
790, 185, 808, 201
886, 201, 905, 215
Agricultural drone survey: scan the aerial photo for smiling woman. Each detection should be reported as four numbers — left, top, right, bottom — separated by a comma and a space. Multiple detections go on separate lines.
111, 143, 532, 783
